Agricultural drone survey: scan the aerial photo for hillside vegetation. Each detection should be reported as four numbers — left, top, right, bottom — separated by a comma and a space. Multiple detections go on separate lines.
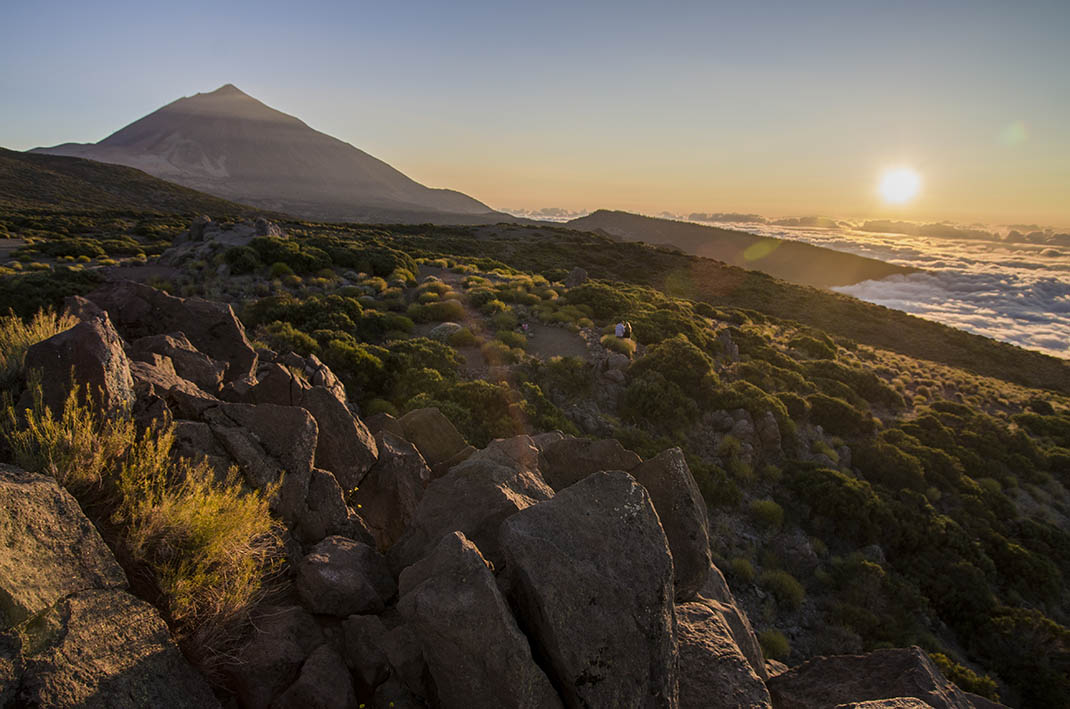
3, 209, 1070, 706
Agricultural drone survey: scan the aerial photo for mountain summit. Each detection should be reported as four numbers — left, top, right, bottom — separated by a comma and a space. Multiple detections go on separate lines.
33, 84, 505, 223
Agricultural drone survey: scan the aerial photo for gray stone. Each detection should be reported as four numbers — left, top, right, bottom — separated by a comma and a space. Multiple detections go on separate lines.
676, 600, 771, 708
499, 471, 678, 708
342, 614, 391, 689
397, 407, 469, 468
539, 436, 642, 491
130, 332, 226, 394
397, 532, 562, 709
270, 643, 356, 709
296, 536, 395, 617
630, 448, 712, 600
230, 605, 324, 709
353, 432, 431, 551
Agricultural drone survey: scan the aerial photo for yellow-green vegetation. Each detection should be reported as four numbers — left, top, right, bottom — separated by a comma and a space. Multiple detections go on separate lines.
2, 383, 279, 678
0, 308, 76, 389
758, 629, 791, 661
749, 499, 784, 532
759, 569, 806, 610
600, 334, 637, 357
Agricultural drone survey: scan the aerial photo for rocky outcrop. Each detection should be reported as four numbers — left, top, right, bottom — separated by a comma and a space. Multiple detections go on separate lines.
87, 280, 257, 383
631, 448, 712, 600
397, 532, 561, 709
499, 470, 678, 708
0, 465, 217, 708
9, 589, 220, 709
353, 432, 432, 551
0, 466, 126, 628
564, 266, 588, 288
697, 564, 768, 681
538, 436, 642, 491
130, 332, 226, 394
676, 601, 771, 708
229, 605, 324, 709
22, 313, 133, 415
296, 536, 395, 616
766, 646, 977, 709
270, 643, 357, 709
388, 436, 555, 573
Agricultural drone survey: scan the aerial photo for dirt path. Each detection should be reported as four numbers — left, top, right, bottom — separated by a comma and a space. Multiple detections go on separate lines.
525, 323, 588, 361
0, 239, 26, 261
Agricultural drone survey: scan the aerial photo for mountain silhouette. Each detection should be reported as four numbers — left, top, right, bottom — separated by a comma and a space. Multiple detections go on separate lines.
33, 84, 506, 223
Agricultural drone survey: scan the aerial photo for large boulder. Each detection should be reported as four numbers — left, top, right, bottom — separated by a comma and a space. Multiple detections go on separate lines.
296, 536, 396, 616
270, 643, 357, 709
564, 267, 588, 288
766, 646, 977, 709
499, 470, 678, 708
22, 313, 133, 416
130, 333, 226, 394
630, 448, 712, 600
275, 351, 347, 406
248, 364, 378, 490
353, 432, 432, 551
229, 605, 324, 709
202, 402, 318, 524
342, 615, 392, 690
539, 436, 642, 491
696, 565, 768, 681
0, 466, 126, 629
388, 442, 555, 573
87, 280, 257, 382
8, 588, 218, 708
296, 467, 373, 545
397, 407, 470, 469
397, 532, 562, 709
676, 601, 771, 708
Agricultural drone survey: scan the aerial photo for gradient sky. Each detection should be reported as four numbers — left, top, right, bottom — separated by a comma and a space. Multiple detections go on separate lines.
2, 0, 1068, 226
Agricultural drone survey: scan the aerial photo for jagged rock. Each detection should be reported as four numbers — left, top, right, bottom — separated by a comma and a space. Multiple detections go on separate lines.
353, 432, 431, 551
270, 643, 357, 709
564, 266, 588, 288
538, 436, 642, 491
428, 322, 464, 342
129, 355, 216, 404
189, 215, 211, 241
87, 280, 257, 382
172, 420, 231, 474
62, 294, 105, 322
365, 412, 405, 437
0, 466, 126, 629
296, 536, 395, 616
342, 614, 391, 689
766, 646, 976, 709
631, 447, 712, 600
604, 368, 626, 384
255, 217, 283, 237
531, 430, 566, 451
397, 407, 469, 468
397, 532, 562, 709
606, 351, 631, 370
276, 351, 347, 406
296, 467, 373, 545
387, 447, 554, 573
10, 589, 219, 708
379, 623, 434, 703
695, 565, 768, 681
247, 364, 378, 490
203, 402, 317, 524
756, 410, 782, 453
22, 313, 133, 416
130, 332, 226, 394
464, 434, 542, 473
676, 601, 772, 708
499, 471, 678, 708
230, 605, 324, 709
766, 659, 789, 677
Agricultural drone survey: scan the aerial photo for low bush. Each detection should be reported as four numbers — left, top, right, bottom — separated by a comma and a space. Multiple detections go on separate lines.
758, 630, 791, 661
496, 330, 527, 349
750, 498, 785, 532
759, 569, 806, 610
0, 308, 77, 390
601, 334, 637, 357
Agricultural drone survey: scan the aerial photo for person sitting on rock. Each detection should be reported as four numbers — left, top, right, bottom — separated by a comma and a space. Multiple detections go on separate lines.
624, 321, 633, 339
615, 321, 626, 338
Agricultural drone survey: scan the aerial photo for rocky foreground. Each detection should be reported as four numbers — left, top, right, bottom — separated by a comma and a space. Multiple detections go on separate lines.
1, 281, 1008, 708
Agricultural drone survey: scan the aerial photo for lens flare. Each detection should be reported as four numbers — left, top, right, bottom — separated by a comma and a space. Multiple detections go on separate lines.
879, 168, 921, 204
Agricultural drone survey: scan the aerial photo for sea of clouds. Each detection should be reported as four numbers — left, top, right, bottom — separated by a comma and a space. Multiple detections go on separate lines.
709, 219, 1070, 360
506, 206, 1069, 359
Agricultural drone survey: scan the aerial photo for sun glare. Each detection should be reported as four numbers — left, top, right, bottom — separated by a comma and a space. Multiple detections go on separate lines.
879, 168, 921, 204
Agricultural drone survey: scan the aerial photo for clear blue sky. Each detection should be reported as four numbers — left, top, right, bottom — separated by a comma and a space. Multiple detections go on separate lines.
2, 0, 1068, 224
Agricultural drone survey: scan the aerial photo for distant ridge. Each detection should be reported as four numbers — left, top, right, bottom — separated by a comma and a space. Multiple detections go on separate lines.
0, 147, 258, 215
32, 84, 511, 225
568, 209, 916, 289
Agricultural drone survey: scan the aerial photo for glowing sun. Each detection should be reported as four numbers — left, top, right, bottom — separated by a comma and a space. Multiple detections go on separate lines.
879, 168, 921, 204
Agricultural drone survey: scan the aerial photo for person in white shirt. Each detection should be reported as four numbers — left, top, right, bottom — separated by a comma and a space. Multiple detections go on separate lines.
615, 321, 626, 338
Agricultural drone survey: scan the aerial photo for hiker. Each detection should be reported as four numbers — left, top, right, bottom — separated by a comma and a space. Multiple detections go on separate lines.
624, 321, 633, 339
615, 321, 626, 338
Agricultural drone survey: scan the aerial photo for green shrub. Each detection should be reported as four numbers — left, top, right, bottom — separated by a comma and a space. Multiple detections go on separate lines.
928, 653, 1000, 702
758, 630, 790, 661
566, 282, 633, 319
854, 439, 926, 491
0, 308, 77, 390
416, 299, 466, 323
788, 333, 836, 359
537, 356, 591, 398
224, 246, 261, 274
620, 370, 698, 434
364, 398, 399, 417
759, 569, 805, 610
807, 393, 875, 438
600, 334, 637, 357
447, 327, 478, 347
269, 262, 295, 278
729, 557, 756, 583
750, 499, 785, 532
496, 330, 527, 349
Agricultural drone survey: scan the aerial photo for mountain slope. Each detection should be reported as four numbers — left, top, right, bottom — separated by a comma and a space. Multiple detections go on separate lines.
569, 209, 916, 289
33, 84, 509, 224
0, 147, 256, 215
